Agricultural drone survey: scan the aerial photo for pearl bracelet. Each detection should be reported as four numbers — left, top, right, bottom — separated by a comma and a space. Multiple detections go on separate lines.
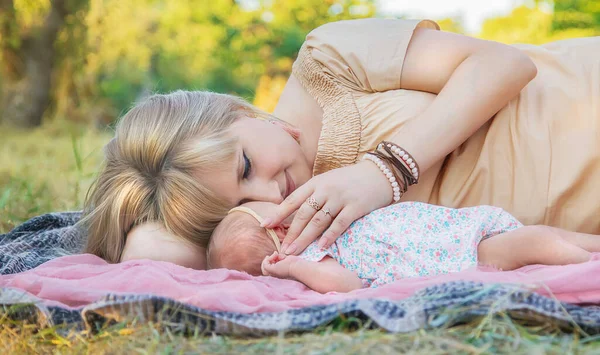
379, 142, 419, 181
363, 153, 402, 203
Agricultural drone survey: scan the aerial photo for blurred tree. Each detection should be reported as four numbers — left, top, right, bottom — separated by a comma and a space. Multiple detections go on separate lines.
4, 0, 599, 128
479, 5, 554, 44
437, 17, 465, 34
249, 0, 376, 111
552, 0, 600, 31
83, 0, 375, 115
0, 0, 86, 127
479, 1, 599, 44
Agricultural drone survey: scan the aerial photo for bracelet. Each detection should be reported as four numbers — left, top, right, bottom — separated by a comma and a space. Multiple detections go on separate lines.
378, 142, 420, 183
362, 153, 402, 203
378, 145, 414, 187
375, 152, 408, 194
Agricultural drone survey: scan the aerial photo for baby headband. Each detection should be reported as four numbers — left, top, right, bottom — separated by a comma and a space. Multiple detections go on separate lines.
227, 206, 282, 253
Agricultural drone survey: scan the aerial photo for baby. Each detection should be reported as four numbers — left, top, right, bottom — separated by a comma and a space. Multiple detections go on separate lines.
208, 201, 600, 293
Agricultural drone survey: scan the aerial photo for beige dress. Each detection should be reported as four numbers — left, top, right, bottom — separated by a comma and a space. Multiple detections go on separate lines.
291, 18, 600, 233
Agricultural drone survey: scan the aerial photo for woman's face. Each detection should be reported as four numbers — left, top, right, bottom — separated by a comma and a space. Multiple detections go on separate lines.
202, 117, 313, 207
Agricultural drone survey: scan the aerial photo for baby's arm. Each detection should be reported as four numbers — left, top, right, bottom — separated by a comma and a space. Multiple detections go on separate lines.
261, 252, 363, 293
478, 225, 592, 270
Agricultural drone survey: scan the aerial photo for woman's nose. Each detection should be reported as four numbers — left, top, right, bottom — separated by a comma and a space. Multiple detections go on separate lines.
248, 179, 283, 204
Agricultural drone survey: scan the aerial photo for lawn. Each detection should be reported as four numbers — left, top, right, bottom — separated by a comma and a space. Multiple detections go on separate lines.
1, 122, 599, 354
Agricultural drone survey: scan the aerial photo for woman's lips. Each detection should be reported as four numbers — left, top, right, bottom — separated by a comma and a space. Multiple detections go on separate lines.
285, 170, 296, 199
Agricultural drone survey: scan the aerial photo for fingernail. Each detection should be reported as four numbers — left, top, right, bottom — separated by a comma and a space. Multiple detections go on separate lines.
318, 238, 327, 250
285, 243, 297, 255
260, 218, 272, 227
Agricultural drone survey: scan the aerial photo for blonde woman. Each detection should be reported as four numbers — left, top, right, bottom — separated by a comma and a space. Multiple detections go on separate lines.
83, 19, 600, 269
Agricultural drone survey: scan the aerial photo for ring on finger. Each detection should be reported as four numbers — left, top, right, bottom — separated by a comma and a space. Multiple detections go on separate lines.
306, 196, 321, 211
321, 208, 331, 217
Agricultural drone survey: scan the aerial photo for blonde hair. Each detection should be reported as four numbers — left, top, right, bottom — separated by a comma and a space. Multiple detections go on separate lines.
81, 90, 270, 263
207, 212, 277, 276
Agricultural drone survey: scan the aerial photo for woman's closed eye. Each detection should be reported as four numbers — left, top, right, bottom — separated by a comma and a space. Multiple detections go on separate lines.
243, 151, 252, 179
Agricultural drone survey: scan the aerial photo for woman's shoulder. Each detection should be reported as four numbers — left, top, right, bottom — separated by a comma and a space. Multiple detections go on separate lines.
304, 18, 439, 42
293, 17, 439, 94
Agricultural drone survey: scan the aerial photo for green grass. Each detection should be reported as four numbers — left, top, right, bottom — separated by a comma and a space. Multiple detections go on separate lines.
1, 122, 600, 354
1, 313, 599, 354
0, 121, 110, 233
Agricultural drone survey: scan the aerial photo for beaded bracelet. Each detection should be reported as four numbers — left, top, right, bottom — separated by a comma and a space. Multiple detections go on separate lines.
378, 145, 415, 187
378, 141, 420, 184
377, 153, 409, 194
363, 152, 402, 203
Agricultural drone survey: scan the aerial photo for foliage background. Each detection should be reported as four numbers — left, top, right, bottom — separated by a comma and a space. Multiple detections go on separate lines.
1, 0, 599, 128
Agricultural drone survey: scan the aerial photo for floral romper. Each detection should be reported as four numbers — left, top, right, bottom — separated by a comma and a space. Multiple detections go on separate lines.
300, 202, 522, 288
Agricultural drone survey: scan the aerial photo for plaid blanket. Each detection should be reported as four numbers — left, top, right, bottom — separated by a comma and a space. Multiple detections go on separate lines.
1, 212, 600, 335
0, 212, 85, 275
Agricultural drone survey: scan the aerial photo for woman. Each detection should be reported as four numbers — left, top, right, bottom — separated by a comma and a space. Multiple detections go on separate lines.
84, 18, 600, 269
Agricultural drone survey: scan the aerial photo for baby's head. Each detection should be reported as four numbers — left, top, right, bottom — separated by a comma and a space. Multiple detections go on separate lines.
207, 201, 290, 276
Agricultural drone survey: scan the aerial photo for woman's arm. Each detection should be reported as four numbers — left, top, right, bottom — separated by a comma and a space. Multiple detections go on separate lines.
121, 222, 207, 270
266, 28, 537, 254
394, 28, 538, 171
261, 253, 363, 293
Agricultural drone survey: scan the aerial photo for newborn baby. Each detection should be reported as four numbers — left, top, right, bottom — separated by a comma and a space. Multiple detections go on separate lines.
208, 201, 599, 293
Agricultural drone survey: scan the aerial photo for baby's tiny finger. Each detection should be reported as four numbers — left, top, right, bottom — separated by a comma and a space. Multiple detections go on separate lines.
267, 252, 278, 262
261, 258, 270, 275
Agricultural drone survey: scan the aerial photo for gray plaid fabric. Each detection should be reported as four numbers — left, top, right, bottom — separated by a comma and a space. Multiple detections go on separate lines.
0, 212, 85, 275
1, 213, 600, 335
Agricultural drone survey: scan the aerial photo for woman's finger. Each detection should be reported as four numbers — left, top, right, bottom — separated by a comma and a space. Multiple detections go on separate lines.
287, 201, 341, 255
261, 183, 314, 228
317, 207, 358, 250
280, 194, 327, 254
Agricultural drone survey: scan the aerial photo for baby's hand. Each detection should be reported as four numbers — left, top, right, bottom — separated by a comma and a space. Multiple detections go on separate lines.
261, 252, 300, 279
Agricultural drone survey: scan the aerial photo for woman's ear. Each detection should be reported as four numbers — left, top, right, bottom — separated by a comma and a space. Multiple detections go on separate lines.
270, 120, 301, 143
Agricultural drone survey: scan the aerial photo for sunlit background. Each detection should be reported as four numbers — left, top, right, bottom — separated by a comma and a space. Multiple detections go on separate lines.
1, 0, 598, 128
0, 0, 599, 228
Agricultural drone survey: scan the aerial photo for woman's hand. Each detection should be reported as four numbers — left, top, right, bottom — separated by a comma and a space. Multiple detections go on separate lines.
261, 252, 301, 278
261, 160, 393, 255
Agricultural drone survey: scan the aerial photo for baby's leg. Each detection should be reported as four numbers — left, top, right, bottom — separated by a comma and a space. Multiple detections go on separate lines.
535, 226, 600, 252
478, 225, 592, 271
